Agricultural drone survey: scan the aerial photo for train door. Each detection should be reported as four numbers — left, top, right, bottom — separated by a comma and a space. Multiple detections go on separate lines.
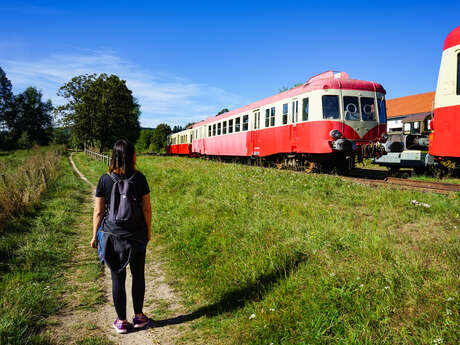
252, 110, 261, 156
290, 99, 298, 151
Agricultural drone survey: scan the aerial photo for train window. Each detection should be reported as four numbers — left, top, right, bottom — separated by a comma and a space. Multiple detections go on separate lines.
282, 103, 288, 124
213, 124, 216, 136
208, 126, 211, 137
217, 122, 221, 135
361, 97, 376, 121
235, 117, 241, 132
265, 109, 270, 127
322, 95, 340, 119
344, 96, 360, 121
254, 111, 260, 129
378, 97, 387, 123
223, 121, 227, 134
302, 98, 309, 121
457, 53, 460, 95
243, 115, 249, 131
270, 107, 275, 126
229, 119, 233, 133
292, 100, 298, 123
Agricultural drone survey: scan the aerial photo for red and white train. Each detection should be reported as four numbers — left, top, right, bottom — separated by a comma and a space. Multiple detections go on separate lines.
167, 71, 387, 171
429, 26, 460, 165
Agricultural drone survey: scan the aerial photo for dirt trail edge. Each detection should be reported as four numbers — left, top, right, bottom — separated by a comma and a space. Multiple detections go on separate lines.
61, 154, 188, 345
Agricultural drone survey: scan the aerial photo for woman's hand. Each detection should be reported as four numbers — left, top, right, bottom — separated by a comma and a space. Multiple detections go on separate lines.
91, 236, 98, 249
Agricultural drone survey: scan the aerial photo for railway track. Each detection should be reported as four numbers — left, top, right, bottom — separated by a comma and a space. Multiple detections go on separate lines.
341, 175, 460, 194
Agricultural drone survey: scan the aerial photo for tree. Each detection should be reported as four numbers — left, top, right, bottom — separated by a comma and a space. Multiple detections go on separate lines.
0, 67, 15, 147
216, 108, 229, 116
57, 73, 141, 152
279, 83, 302, 93
135, 129, 153, 153
10, 87, 53, 147
172, 125, 183, 133
149, 123, 171, 153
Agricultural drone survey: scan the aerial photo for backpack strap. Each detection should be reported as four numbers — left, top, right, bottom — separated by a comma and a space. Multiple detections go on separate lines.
109, 173, 121, 183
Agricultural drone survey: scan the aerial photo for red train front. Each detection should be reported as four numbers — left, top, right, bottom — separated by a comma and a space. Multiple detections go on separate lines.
168, 71, 387, 172
429, 26, 460, 166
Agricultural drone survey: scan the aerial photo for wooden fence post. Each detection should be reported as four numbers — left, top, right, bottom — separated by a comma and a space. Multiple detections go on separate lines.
1, 174, 6, 185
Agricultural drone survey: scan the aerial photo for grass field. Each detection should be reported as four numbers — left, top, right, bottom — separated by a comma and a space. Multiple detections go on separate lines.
0, 152, 104, 345
75, 153, 460, 345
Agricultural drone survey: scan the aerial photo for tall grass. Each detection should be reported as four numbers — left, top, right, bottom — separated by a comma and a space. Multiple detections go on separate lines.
0, 154, 90, 345
75, 154, 460, 345
0, 149, 61, 229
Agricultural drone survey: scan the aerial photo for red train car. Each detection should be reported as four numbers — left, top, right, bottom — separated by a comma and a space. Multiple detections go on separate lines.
181, 71, 387, 171
429, 26, 460, 166
166, 129, 192, 155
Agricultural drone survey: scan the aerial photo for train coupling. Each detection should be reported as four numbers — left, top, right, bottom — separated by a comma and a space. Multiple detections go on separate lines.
331, 139, 356, 153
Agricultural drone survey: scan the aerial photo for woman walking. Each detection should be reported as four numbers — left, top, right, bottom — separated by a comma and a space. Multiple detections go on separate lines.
91, 139, 152, 334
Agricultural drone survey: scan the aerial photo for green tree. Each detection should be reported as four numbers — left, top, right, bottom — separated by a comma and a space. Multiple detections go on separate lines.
0, 67, 15, 148
149, 123, 171, 153
10, 87, 53, 147
172, 125, 183, 133
135, 129, 153, 152
216, 108, 229, 116
57, 73, 141, 152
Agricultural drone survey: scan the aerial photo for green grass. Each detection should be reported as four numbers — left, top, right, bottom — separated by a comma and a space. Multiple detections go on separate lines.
0, 154, 93, 345
75, 153, 460, 345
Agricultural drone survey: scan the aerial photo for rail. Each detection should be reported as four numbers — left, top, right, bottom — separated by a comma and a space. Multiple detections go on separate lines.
84, 147, 112, 166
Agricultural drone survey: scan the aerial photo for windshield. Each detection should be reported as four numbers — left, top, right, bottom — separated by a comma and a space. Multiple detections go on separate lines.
361, 97, 376, 121
378, 97, 387, 123
344, 96, 360, 121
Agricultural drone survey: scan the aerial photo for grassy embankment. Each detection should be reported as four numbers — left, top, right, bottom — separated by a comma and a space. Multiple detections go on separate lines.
0, 150, 108, 345
76, 153, 460, 345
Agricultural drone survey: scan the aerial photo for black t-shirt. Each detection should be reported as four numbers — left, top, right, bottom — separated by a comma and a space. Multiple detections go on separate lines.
95, 171, 150, 210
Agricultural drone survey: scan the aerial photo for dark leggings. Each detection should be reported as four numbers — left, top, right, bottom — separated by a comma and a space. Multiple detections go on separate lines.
110, 249, 146, 320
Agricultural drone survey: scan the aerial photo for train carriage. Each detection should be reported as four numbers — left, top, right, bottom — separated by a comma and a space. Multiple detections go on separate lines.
168, 71, 387, 172
429, 26, 460, 163
166, 128, 192, 155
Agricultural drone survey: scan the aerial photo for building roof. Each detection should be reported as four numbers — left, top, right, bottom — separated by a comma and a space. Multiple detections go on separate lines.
386, 91, 435, 118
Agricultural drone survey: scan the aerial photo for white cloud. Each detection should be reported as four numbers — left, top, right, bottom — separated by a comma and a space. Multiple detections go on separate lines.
0, 49, 245, 127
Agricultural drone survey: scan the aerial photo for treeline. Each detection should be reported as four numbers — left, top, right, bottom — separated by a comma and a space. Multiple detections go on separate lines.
0, 65, 199, 153
135, 122, 194, 153
0, 67, 54, 149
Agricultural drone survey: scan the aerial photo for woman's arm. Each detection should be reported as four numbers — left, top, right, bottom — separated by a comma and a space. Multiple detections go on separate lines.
142, 193, 152, 242
91, 197, 105, 248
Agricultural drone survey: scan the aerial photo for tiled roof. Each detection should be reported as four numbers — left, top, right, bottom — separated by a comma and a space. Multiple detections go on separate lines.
387, 91, 435, 118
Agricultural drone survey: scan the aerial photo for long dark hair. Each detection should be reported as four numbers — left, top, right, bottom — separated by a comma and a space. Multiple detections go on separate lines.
108, 139, 136, 176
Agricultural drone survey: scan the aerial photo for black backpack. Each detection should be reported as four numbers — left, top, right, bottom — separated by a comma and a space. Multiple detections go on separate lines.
107, 172, 141, 225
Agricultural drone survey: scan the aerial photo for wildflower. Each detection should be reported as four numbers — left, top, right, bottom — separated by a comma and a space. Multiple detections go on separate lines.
432, 337, 443, 345
249, 313, 256, 320
269, 308, 276, 312
359, 284, 364, 288
447, 297, 454, 302
446, 309, 452, 316
329, 272, 336, 277
384, 286, 390, 290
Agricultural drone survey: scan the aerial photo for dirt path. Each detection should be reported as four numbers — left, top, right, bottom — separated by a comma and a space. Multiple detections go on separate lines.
46, 154, 192, 345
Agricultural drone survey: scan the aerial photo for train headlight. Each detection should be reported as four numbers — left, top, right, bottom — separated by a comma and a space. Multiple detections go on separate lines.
330, 129, 342, 140
380, 132, 388, 143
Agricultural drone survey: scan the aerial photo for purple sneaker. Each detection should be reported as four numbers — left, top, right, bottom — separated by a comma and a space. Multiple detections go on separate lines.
113, 318, 129, 334
133, 314, 150, 328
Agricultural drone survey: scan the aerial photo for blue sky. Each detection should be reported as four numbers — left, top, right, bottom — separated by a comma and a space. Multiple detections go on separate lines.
1, 1, 459, 128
